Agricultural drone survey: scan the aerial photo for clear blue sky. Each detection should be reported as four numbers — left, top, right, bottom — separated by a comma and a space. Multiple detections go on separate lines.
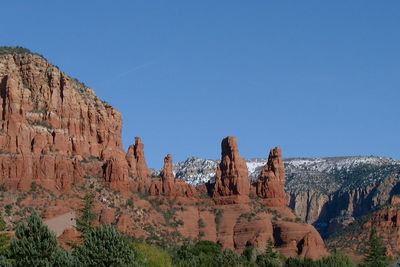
2, 1, 400, 168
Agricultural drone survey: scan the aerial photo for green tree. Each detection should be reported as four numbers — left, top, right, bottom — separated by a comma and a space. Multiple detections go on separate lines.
214, 248, 243, 267
361, 228, 391, 267
0, 255, 11, 267
74, 224, 141, 267
172, 245, 200, 267
133, 242, 172, 267
0, 212, 11, 255
8, 211, 78, 267
75, 193, 97, 236
256, 240, 283, 267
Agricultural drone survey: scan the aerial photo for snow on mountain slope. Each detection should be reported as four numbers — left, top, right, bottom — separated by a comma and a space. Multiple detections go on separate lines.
172, 156, 400, 187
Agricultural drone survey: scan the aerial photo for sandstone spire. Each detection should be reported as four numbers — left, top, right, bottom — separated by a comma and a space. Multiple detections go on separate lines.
162, 154, 175, 195
256, 147, 286, 206
134, 137, 151, 179
125, 145, 138, 178
212, 136, 250, 198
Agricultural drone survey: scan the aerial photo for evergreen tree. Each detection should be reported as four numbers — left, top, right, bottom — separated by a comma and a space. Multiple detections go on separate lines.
362, 228, 390, 267
75, 193, 97, 236
74, 224, 141, 267
0, 212, 11, 255
0, 255, 11, 267
256, 239, 283, 267
8, 211, 79, 267
214, 248, 243, 267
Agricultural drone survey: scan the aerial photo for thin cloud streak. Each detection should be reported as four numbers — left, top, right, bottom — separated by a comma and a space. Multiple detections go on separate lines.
116, 61, 156, 79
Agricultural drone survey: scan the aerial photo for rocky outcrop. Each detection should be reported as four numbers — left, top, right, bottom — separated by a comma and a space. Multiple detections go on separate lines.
255, 147, 286, 206
133, 137, 151, 179
0, 53, 124, 190
162, 154, 175, 196
103, 157, 129, 189
149, 154, 197, 198
273, 221, 328, 259
212, 136, 250, 203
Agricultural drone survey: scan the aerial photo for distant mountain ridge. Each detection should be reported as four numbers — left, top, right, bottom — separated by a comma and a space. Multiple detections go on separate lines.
171, 155, 399, 186
171, 155, 400, 238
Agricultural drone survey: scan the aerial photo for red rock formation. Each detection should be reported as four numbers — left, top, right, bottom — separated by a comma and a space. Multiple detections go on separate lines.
162, 154, 175, 196
212, 136, 250, 203
103, 157, 129, 189
149, 154, 198, 198
125, 145, 138, 178
0, 53, 123, 190
134, 137, 151, 179
256, 147, 287, 206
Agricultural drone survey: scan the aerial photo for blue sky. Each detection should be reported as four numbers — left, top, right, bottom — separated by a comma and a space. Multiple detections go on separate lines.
2, 1, 400, 168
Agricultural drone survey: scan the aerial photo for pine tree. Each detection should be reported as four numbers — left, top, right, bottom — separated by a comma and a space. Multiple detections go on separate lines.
362, 228, 390, 267
75, 193, 97, 236
8, 211, 79, 267
0, 212, 11, 255
256, 239, 283, 267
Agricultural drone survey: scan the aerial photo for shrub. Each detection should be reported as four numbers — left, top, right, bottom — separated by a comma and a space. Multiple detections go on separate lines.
133, 242, 172, 267
74, 224, 141, 266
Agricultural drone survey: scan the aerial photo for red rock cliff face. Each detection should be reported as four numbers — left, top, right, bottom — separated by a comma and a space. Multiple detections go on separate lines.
212, 136, 250, 203
0, 53, 124, 190
255, 147, 287, 206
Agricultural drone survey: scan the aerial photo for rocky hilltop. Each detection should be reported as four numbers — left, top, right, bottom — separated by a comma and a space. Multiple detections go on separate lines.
0, 48, 328, 259
172, 156, 400, 237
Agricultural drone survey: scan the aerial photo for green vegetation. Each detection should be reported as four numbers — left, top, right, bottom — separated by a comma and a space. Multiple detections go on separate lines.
255, 240, 282, 267
0, 212, 11, 256
0, 47, 32, 55
8, 211, 76, 266
133, 242, 173, 267
75, 193, 97, 236
75, 224, 141, 266
26, 119, 52, 129
359, 228, 391, 267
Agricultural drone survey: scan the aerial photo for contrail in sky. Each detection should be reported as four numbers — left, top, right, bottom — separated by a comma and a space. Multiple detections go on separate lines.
116, 61, 155, 79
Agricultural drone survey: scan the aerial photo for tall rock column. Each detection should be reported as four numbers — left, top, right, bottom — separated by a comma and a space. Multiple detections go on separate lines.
256, 147, 287, 206
126, 136, 152, 192
134, 137, 151, 179
212, 136, 250, 203
162, 154, 175, 196
125, 145, 138, 178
